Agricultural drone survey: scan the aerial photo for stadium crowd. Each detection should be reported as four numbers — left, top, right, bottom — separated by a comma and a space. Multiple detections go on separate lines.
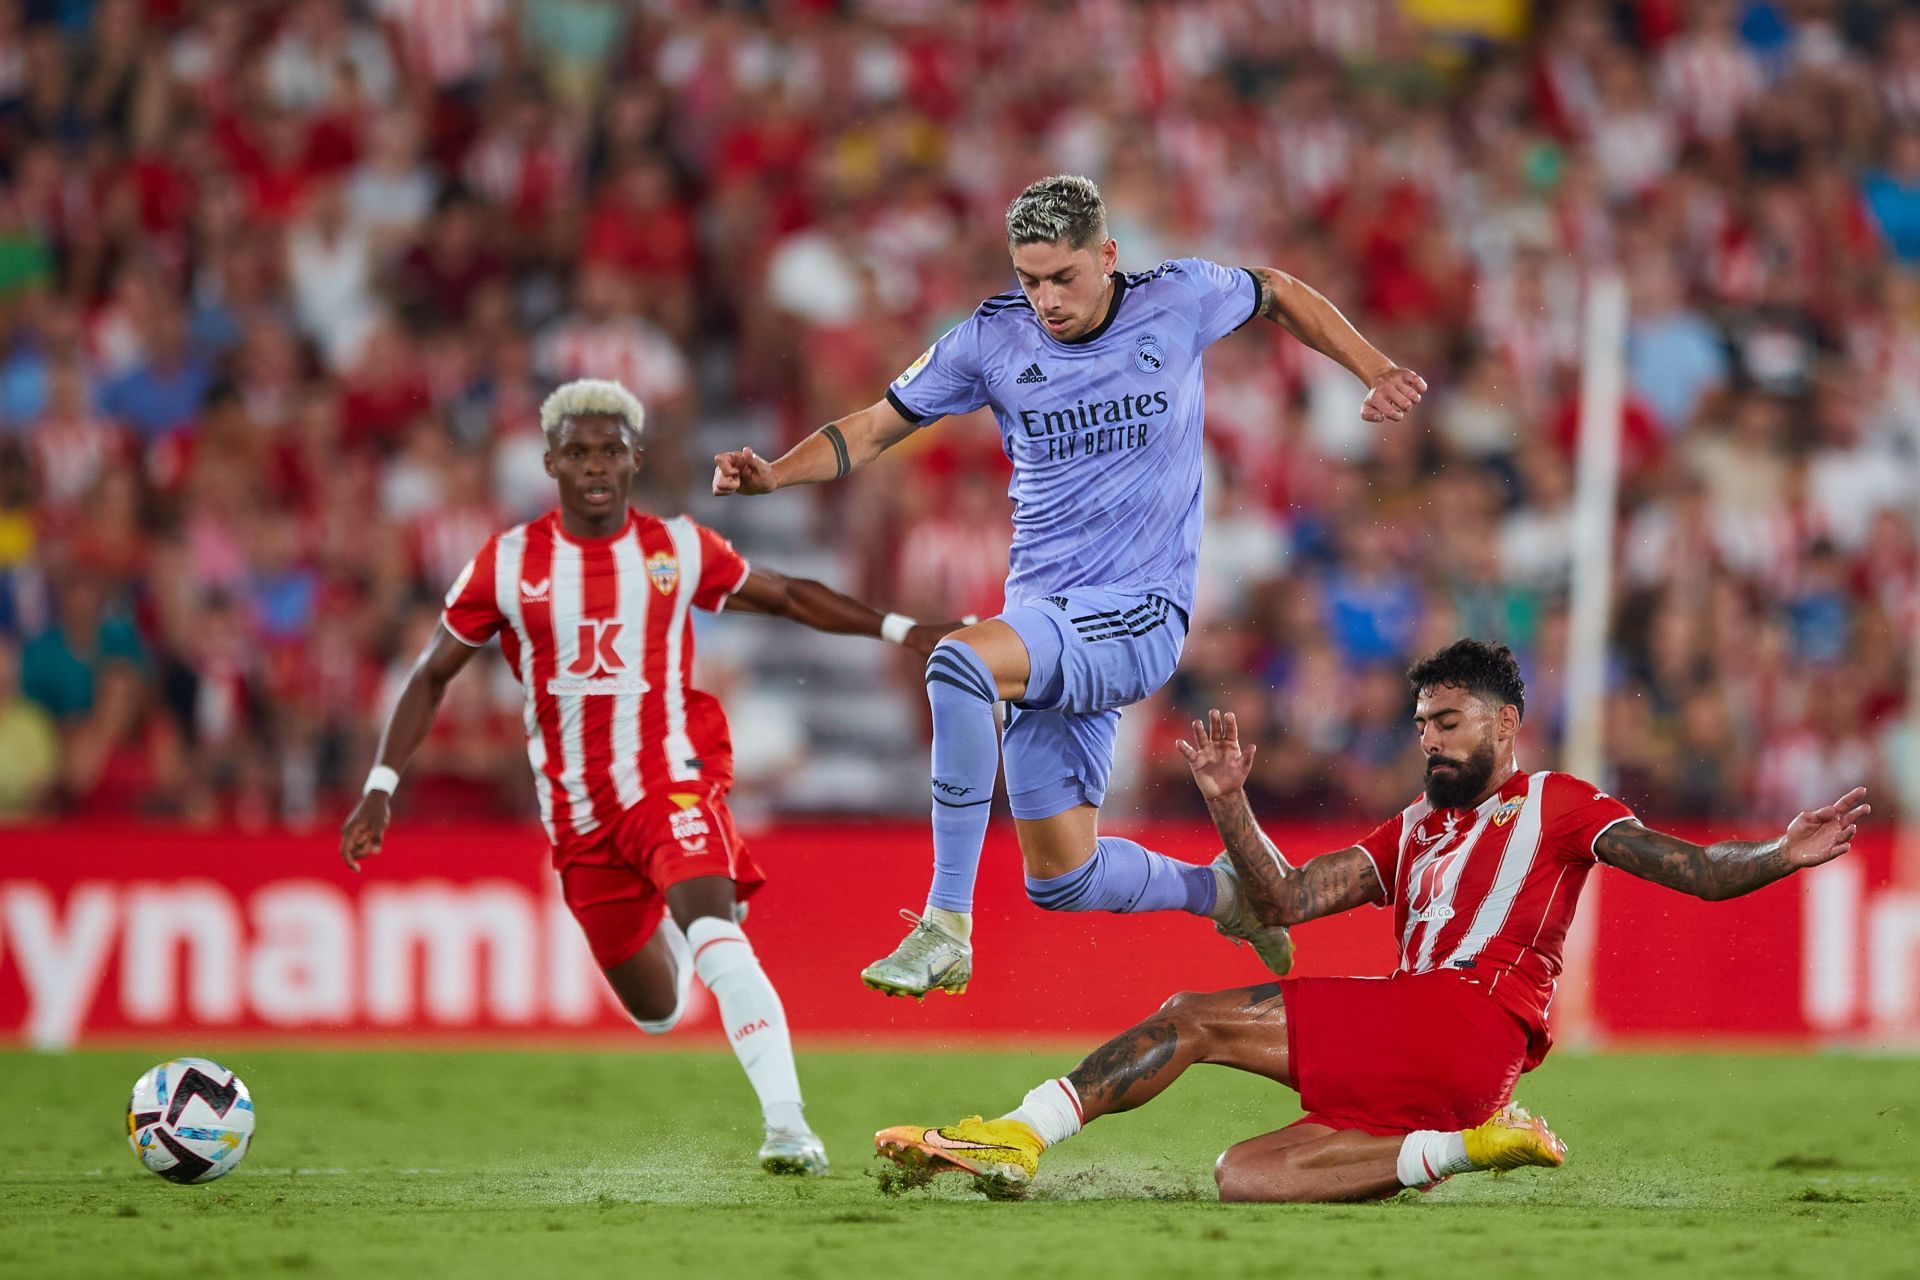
0, 0, 1915, 829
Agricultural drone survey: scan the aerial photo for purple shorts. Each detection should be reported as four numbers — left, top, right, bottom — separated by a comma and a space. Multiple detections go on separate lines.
998, 588, 1187, 820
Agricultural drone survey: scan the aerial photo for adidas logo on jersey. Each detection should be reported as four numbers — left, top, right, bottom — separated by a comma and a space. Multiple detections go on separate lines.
1016, 363, 1048, 384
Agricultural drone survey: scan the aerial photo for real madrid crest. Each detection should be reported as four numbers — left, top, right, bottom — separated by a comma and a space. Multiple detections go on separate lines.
646, 550, 680, 596
1134, 334, 1164, 374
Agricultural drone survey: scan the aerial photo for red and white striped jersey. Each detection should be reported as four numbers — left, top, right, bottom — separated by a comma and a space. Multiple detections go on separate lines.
440, 509, 750, 849
1356, 771, 1634, 1066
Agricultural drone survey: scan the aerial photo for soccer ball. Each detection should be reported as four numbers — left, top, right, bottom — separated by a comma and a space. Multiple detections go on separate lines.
126, 1058, 255, 1184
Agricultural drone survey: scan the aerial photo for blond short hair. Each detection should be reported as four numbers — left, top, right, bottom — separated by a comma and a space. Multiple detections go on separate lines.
1006, 175, 1108, 251
539, 378, 645, 448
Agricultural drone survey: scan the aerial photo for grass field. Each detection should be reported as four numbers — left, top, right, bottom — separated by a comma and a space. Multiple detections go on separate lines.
3, 1048, 1914, 1279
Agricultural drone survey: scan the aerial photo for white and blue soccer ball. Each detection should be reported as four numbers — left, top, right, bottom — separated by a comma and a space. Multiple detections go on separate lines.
126, 1058, 255, 1184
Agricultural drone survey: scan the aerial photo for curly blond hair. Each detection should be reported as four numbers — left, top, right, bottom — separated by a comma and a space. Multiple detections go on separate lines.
539, 378, 645, 448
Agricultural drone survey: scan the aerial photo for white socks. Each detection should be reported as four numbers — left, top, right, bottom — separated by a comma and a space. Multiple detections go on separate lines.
1207, 862, 1236, 924
1005, 1077, 1084, 1147
922, 906, 972, 941
1396, 1129, 1472, 1187
686, 917, 807, 1133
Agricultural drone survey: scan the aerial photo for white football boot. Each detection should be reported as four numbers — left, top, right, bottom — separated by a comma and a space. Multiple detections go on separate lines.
759, 1126, 829, 1176
1210, 852, 1296, 975
859, 910, 973, 998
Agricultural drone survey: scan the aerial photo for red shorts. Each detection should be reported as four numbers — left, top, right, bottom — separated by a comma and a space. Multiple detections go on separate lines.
553, 785, 766, 968
1281, 970, 1530, 1137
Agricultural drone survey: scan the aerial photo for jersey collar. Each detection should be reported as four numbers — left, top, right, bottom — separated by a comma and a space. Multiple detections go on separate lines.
1434, 769, 1529, 821
1042, 272, 1127, 347
551, 507, 639, 546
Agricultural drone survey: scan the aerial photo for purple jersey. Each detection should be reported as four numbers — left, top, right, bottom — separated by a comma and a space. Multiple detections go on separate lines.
885, 258, 1259, 614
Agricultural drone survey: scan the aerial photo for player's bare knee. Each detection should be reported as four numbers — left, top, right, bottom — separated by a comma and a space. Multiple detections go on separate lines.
625, 988, 684, 1034
1214, 1148, 1259, 1201
632, 1000, 684, 1036
1156, 989, 1208, 1021
1150, 991, 1215, 1056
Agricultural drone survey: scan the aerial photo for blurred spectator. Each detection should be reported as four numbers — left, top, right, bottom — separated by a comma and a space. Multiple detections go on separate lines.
265, 0, 394, 115
288, 178, 379, 365
20, 571, 145, 722
1864, 128, 1920, 263
346, 108, 439, 255
97, 304, 212, 444
1624, 250, 1728, 432
0, 0, 1906, 831
0, 635, 58, 819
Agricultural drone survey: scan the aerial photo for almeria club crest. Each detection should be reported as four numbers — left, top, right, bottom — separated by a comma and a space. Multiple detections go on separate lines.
646, 551, 680, 596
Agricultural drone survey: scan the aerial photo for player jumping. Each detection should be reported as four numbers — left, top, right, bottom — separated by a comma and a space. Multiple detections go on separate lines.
340, 379, 956, 1177
713, 174, 1428, 997
875, 640, 1870, 1201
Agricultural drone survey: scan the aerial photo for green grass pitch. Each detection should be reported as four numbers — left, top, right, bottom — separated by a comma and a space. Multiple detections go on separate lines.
3, 1048, 1914, 1279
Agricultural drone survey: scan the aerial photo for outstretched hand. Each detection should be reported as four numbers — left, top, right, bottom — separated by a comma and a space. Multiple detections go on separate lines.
339, 792, 391, 872
712, 447, 778, 497
1361, 367, 1426, 423
1782, 786, 1870, 871
1176, 708, 1255, 801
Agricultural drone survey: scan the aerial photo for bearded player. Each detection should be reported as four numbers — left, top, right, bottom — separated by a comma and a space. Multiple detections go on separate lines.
340, 379, 956, 1177
714, 174, 1428, 998
875, 640, 1870, 1201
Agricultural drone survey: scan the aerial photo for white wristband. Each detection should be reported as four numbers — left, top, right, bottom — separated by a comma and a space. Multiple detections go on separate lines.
880, 613, 916, 645
363, 765, 400, 796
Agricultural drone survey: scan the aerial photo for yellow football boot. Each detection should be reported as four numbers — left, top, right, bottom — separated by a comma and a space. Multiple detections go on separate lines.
874, 1116, 1044, 1199
1463, 1103, 1568, 1174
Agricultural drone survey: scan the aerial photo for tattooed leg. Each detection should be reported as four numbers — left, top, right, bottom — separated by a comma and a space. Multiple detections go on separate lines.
1068, 984, 1294, 1122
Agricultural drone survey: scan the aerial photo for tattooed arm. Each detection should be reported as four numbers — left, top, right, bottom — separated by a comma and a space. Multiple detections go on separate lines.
1177, 709, 1385, 926
1593, 787, 1869, 902
1245, 265, 1425, 423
